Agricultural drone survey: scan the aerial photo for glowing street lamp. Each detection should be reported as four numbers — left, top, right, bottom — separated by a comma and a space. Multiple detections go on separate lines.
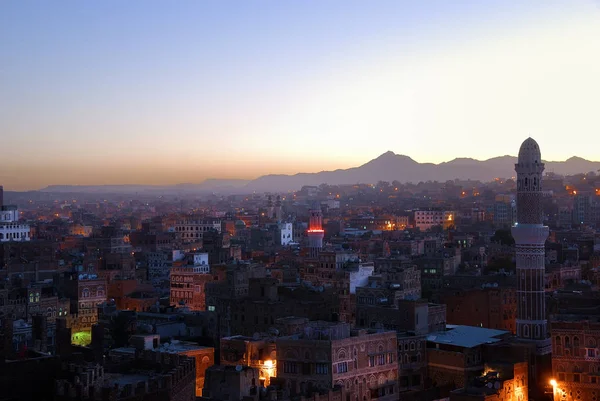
550, 379, 557, 387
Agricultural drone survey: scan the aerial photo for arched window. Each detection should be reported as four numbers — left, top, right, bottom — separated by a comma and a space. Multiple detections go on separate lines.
574, 336, 580, 348
82, 288, 90, 298
555, 336, 561, 346
565, 336, 571, 347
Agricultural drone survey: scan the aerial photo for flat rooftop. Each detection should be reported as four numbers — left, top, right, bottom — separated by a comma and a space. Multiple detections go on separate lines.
159, 341, 212, 353
427, 325, 509, 348
107, 373, 152, 387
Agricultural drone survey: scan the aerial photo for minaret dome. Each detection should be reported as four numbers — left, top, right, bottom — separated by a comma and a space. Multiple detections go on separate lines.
517, 137, 542, 166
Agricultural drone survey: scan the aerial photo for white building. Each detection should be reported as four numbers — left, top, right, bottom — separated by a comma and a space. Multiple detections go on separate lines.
279, 223, 293, 246
191, 252, 210, 273
414, 210, 454, 231
349, 262, 375, 294
0, 195, 30, 242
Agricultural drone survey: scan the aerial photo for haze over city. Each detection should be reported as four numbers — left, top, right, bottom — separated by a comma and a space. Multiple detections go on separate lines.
1, 1, 599, 190
4, 2, 600, 401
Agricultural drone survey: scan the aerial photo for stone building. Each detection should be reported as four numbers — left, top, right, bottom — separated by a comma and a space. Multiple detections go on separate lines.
220, 334, 278, 386
276, 321, 398, 400
438, 286, 517, 334
550, 314, 600, 401
449, 361, 529, 401
426, 325, 511, 389
54, 349, 196, 401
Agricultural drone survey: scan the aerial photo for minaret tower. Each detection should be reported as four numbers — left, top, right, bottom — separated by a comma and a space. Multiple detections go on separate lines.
307, 203, 324, 258
274, 195, 282, 222
511, 137, 551, 355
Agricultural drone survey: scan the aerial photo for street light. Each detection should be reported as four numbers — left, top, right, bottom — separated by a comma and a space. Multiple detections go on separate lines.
550, 379, 557, 387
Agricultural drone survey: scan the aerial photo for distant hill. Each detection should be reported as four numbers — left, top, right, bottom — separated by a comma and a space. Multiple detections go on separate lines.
243, 152, 600, 192
39, 153, 600, 194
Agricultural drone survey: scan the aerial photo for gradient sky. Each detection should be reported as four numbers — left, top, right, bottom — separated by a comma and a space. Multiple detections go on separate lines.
1, 1, 599, 190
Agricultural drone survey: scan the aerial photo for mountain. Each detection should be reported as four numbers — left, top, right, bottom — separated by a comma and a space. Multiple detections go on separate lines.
243, 153, 600, 192
38, 152, 600, 194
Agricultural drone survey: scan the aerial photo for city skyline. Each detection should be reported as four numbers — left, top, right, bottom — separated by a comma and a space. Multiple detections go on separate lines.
2, 1, 600, 190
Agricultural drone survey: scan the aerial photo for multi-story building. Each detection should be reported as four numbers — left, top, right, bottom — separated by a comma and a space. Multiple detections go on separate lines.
0, 186, 30, 242
276, 321, 398, 400
550, 314, 600, 401
439, 285, 517, 334
279, 222, 294, 246
494, 194, 517, 228
414, 209, 454, 231
449, 361, 529, 401
426, 325, 511, 389
62, 272, 107, 345
174, 217, 222, 242
220, 334, 278, 386
170, 253, 212, 311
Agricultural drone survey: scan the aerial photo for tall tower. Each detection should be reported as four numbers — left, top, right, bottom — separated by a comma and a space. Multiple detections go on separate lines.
307, 203, 324, 258
274, 195, 282, 222
511, 137, 551, 355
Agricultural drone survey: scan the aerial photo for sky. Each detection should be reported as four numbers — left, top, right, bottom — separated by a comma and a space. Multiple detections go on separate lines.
1, 1, 599, 190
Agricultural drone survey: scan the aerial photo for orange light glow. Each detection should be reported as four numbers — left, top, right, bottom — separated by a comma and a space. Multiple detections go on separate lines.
550, 379, 557, 387
307, 229, 324, 233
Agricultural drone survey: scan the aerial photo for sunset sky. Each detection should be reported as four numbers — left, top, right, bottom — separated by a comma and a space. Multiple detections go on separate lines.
1, 1, 599, 190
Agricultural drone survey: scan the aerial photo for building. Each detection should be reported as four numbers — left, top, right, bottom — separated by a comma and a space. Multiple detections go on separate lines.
170, 253, 212, 311
307, 205, 325, 258
426, 325, 511, 389
62, 272, 107, 345
220, 334, 278, 386
280, 222, 294, 246
439, 286, 517, 334
276, 321, 398, 400
494, 195, 517, 228
449, 361, 529, 401
202, 365, 260, 401
157, 340, 215, 397
549, 314, 600, 401
0, 186, 30, 242
54, 349, 196, 401
511, 138, 551, 354
414, 210, 455, 231
174, 217, 222, 242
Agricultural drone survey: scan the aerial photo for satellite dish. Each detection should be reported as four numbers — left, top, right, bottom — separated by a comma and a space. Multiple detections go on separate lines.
235, 365, 243, 372
494, 382, 501, 389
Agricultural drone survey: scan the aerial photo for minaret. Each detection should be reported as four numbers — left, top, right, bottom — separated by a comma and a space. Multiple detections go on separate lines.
511, 137, 551, 355
274, 195, 282, 222
266, 195, 274, 219
307, 203, 324, 258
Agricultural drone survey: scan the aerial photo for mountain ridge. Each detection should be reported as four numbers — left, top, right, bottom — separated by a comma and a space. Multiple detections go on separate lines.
38, 152, 600, 194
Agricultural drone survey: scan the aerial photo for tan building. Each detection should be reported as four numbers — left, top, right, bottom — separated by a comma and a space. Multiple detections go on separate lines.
550, 315, 600, 401
449, 361, 529, 401
220, 334, 277, 386
276, 321, 398, 400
